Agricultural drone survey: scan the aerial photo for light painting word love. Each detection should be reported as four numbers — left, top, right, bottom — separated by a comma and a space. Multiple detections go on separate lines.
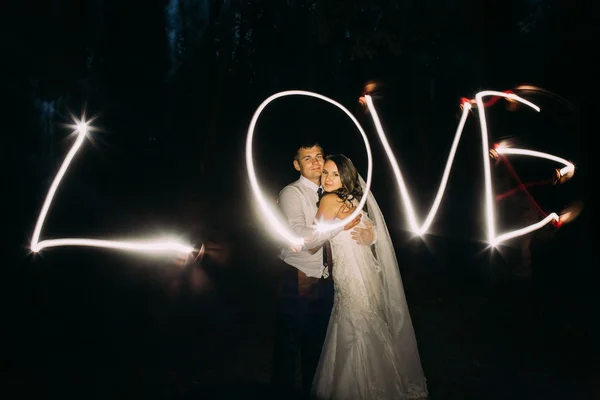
246, 90, 575, 248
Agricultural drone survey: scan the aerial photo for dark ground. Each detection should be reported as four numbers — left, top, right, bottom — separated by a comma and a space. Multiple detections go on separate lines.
4, 201, 597, 399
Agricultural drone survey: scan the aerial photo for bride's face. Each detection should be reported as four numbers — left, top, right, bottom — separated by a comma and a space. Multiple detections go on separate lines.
322, 160, 342, 192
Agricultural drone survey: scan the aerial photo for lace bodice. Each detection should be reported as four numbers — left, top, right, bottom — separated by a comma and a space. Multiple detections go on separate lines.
329, 212, 384, 319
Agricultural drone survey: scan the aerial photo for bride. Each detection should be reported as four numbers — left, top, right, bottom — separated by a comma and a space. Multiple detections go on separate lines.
310, 154, 428, 400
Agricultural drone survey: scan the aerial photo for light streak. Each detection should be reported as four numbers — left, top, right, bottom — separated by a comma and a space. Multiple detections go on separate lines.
33, 89, 574, 254
30, 118, 195, 255
245, 90, 374, 246
364, 90, 575, 247
495, 146, 575, 177
365, 96, 472, 236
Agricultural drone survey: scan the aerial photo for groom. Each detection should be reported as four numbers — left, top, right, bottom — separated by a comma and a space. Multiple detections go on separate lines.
271, 141, 374, 397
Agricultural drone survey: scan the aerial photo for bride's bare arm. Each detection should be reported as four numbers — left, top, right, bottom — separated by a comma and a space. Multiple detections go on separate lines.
316, 194, 361, 229
315, 193, 344, 222
304, 194, 360, 253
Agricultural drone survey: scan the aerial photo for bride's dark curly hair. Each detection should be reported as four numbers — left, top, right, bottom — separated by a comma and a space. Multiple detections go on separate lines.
318, 154, 363, 206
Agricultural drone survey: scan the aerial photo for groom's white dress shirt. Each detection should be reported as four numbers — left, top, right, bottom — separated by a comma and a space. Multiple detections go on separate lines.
278, 175, 343, 278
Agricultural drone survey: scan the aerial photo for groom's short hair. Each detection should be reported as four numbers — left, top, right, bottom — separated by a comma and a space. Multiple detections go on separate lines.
293, 141, 323, 161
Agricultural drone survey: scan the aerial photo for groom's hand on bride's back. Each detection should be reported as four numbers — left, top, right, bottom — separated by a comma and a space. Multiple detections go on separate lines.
352, 220, 375, 245
343, 213, 362, 231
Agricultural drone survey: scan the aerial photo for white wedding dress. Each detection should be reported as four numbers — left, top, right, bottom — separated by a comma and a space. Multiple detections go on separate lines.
311, 201, 428, 400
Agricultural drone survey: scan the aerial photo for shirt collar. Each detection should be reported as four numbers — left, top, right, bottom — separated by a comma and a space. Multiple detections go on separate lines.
299, 175, 321, 193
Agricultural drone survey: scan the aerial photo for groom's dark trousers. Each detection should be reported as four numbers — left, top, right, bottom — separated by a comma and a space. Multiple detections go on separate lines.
271, 259, 334, 396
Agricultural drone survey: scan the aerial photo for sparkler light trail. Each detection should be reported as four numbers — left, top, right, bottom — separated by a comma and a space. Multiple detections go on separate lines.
364, 90, 575, 247
491, 145, 576, 225
32, 89, 574, 254
245, 90, 374, 246
490, 144, 575, 244
30, 118, 196, 255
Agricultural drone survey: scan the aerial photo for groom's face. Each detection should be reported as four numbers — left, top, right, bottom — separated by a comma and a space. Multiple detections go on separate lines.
293, 146, 324, 183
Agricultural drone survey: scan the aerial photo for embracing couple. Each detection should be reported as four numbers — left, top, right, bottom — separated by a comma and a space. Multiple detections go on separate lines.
271, 142, 428, 399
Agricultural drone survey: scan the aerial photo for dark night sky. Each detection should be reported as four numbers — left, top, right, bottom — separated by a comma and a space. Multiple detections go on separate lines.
2, 1, 597, 398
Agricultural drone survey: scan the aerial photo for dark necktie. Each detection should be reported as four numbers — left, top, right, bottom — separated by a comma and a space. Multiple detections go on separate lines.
317, 187, 333, 278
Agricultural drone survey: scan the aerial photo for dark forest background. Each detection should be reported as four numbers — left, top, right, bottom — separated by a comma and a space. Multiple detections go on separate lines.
2, 1, 596, 398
